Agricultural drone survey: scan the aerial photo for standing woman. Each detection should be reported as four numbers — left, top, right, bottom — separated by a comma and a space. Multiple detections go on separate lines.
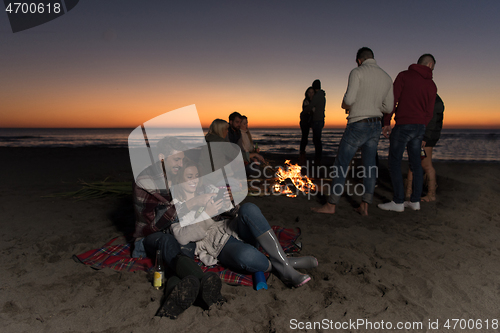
406, 94, 444, 201
299, 86, 315, 165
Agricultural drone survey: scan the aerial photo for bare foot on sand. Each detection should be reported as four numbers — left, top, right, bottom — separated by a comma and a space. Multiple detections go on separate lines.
311, 203, 336, 214
421, 195, 436, 202
355, 202, 369, 216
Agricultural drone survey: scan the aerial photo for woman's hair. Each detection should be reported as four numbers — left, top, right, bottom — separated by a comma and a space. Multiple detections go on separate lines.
304, 86, 314, 102
173, 158, 201, 201
207, 119, 229, 139
240, 115, 253, 146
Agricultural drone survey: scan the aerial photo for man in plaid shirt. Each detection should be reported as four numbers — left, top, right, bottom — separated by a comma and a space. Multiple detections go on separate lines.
132, 137, 224, 319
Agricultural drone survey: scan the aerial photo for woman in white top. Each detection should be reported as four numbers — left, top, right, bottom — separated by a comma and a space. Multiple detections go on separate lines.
170, 159, 316, 288
239, 115, 265, 164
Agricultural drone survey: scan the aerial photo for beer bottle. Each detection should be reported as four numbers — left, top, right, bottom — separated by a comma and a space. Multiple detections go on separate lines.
420, 147, 427, 160
153, 250, 164, 289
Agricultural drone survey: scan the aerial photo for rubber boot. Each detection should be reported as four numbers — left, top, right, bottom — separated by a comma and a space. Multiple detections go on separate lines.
156, 275, 200, 319
174, 254, 204, 279
199, 272, 224, 308
256, 230, 311, 288
174, 255, 224, 308
288, 256, 318, 269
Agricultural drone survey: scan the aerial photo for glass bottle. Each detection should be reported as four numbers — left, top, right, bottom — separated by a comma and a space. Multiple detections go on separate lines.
420, 147, 427, 160
153, 250, 164, 289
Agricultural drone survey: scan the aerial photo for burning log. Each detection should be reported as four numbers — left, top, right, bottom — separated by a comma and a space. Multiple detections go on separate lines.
247, 160, 320, 197
270, 160, 315, 197
284, 178, 298, 193
275, 160, 316, 193
272, 178, 299, 197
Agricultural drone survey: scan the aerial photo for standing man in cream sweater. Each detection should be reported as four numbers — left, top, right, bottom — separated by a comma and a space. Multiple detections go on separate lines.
312, 47, 393, 216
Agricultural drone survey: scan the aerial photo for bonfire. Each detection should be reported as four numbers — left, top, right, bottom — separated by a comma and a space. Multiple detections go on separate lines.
273, 160, 316, 197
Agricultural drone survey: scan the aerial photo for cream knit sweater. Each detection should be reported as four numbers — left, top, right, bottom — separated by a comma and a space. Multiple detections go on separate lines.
343, 59, 394, 124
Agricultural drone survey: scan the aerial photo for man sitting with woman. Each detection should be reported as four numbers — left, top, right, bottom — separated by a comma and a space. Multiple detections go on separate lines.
169, 158, 317, 289
131, 137, 225, 319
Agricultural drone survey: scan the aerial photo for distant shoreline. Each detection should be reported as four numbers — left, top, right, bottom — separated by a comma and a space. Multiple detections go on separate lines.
1, 146, 498, 164
1, 128, 499, 163
2, 126, 500, 130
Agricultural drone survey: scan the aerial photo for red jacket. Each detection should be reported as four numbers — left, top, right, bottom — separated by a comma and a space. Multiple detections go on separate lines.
384, 64, 437, 126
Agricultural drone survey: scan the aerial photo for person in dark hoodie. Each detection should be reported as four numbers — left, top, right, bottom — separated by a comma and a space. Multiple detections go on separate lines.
301, 79, 326, 166
379, 54, 437, 212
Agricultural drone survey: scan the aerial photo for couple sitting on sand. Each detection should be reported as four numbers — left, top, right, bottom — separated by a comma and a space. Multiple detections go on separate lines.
131, 136, 317, 319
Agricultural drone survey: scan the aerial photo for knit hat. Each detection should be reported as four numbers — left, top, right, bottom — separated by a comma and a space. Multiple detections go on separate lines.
312, 79, 321, 90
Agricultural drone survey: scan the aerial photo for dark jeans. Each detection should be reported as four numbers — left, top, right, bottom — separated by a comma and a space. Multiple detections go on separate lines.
300, 120, 324, 160
388, 124, 426, 203
217, 203, 271, 273
143, 231, 195, 270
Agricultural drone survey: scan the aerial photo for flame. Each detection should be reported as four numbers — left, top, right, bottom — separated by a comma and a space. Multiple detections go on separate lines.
273, 160, 316, 197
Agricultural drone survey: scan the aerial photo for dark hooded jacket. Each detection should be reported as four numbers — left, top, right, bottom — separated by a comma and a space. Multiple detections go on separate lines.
383, 64, 437, 126
303, 89, 326, 121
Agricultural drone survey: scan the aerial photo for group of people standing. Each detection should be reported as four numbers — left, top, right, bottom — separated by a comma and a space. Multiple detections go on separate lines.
307, 47, 443, 216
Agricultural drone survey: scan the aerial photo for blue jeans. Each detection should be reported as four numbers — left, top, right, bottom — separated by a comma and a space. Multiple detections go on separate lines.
388, 124, 426, 203
300, 120, 324, 161
328, 121, 381, 205
217, 203, 271, 273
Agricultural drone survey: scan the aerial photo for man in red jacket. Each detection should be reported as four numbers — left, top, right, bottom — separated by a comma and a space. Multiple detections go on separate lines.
379, 54, 437, 212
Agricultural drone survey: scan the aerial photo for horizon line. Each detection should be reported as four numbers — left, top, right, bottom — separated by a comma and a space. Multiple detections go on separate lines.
1, 125, 500, 130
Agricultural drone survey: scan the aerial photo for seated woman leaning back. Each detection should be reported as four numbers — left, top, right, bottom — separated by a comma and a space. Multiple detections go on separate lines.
169, 159, 318, 288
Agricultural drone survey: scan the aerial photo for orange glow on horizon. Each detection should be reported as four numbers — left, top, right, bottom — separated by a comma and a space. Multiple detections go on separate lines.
2, 109, 500, 129
1, 85, 499, 129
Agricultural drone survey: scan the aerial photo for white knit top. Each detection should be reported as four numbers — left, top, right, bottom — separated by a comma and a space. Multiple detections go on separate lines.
343, 59, 394, 124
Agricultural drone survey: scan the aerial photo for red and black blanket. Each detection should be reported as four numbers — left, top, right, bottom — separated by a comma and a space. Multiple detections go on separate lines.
74, 226, 301, 287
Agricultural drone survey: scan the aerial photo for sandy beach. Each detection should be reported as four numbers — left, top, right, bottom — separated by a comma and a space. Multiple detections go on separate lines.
1, 147, 500, 333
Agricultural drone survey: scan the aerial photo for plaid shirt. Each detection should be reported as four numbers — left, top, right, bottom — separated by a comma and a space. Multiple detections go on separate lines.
132, 164, 188, 240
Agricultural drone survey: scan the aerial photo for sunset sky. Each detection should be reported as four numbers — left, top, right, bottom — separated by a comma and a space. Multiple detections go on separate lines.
1, 1, 499, 129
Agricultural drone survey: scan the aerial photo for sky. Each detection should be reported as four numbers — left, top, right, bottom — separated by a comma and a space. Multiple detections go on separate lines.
1, 0, 499, 129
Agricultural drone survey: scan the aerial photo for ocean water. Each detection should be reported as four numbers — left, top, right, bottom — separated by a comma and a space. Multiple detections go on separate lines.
1, 128, 499, 162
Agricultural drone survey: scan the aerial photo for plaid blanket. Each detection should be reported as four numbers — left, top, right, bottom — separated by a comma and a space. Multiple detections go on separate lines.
74, 226, 301, 287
